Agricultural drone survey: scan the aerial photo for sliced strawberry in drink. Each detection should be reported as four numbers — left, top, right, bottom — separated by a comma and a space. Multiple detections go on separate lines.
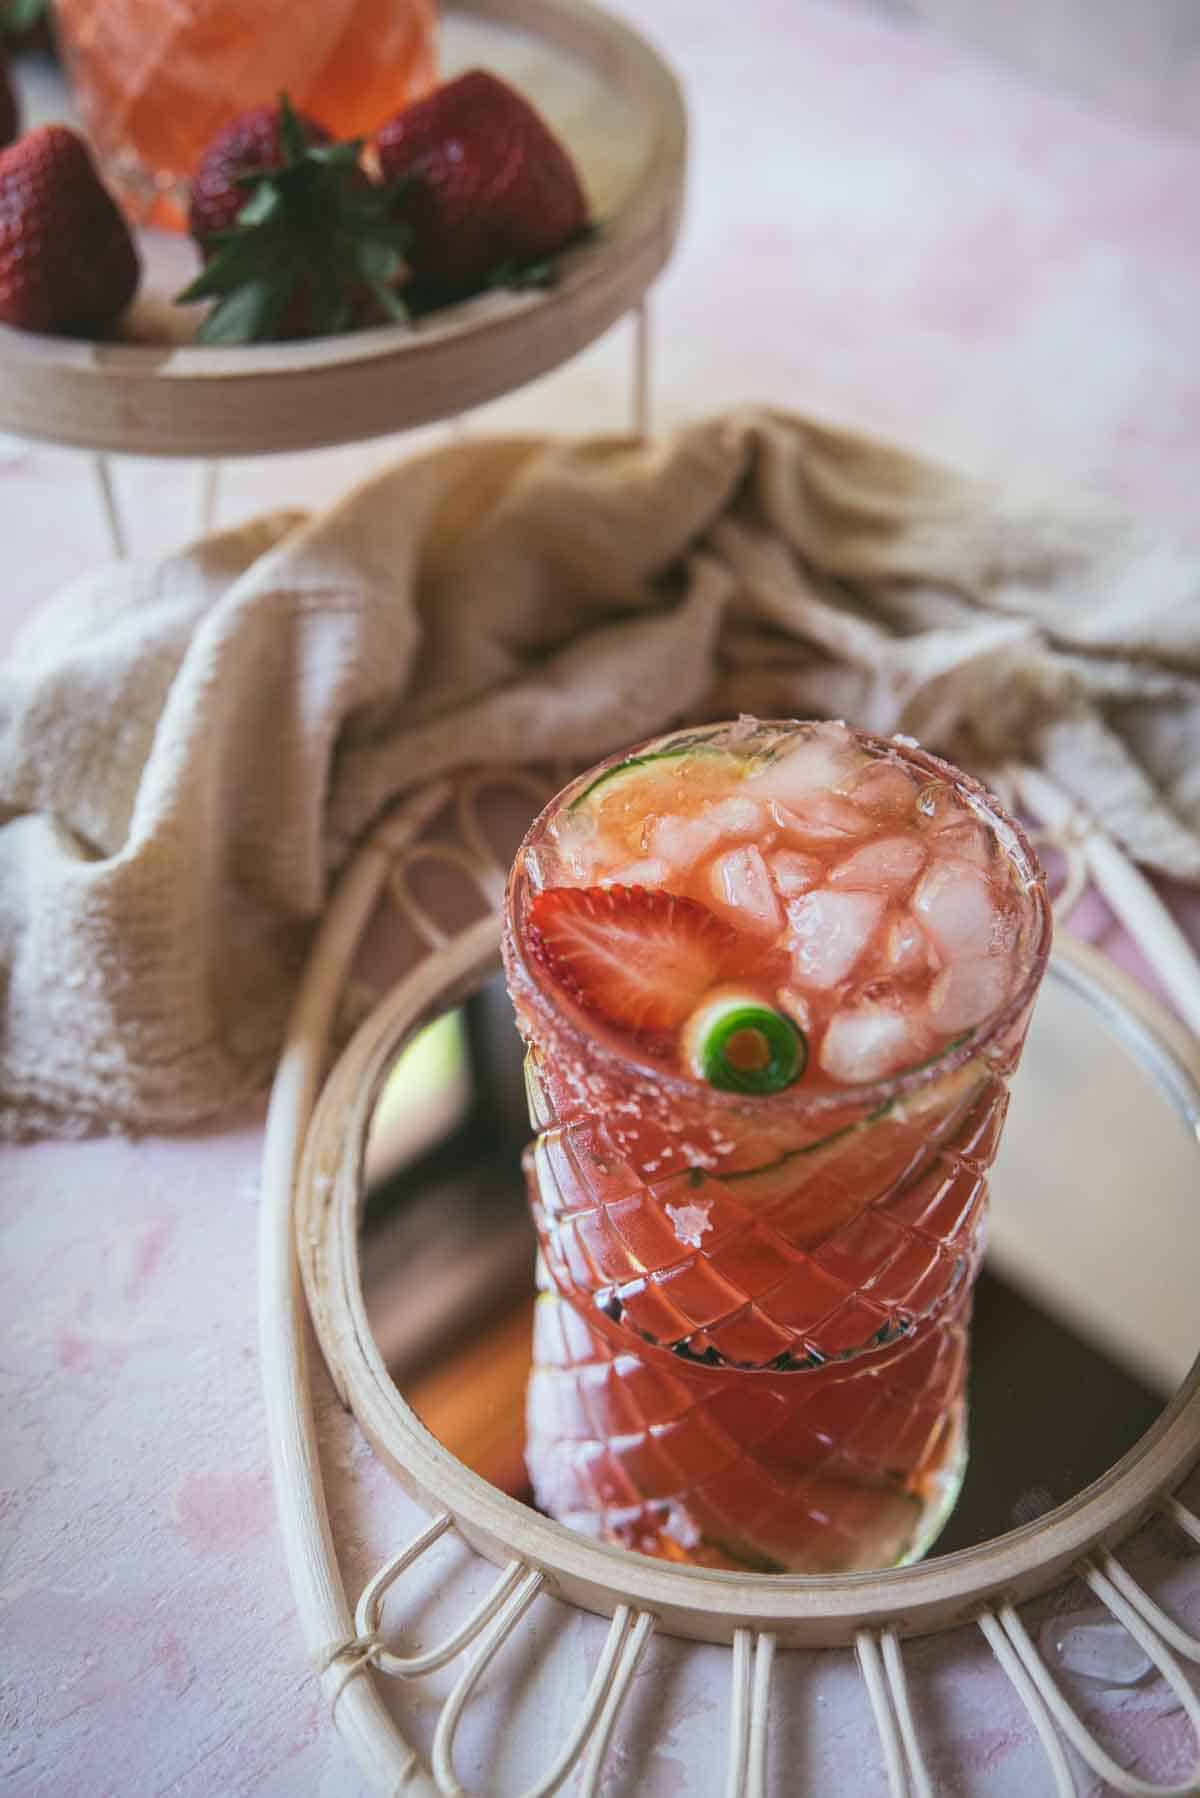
527, 885, 746, 1034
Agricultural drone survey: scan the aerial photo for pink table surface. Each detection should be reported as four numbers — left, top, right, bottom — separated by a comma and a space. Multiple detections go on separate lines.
5, 3, 1200, 1794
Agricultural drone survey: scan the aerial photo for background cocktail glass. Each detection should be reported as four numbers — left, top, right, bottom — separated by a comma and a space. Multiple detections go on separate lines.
54, 0, 438, 229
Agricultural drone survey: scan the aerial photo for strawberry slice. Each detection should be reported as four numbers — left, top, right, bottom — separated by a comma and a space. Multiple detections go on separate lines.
527, 885, 744, 1035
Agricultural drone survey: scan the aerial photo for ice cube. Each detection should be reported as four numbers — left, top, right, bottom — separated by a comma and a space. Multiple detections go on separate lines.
913, 859, 999, 957
927, 957, 1009, 1032
520, 846, 554, 892
849, 762, 919, 819
768, 849, 824, 898
600, 858, 671, 888
647, 795, 765, 873
777, 985, 814, 1033
744, 722, 866, 806
769, 794, 874, 845
544, 817, 602, 883
786, 889, 886, 989
819, 1002, 925, 1083
931, 820, 993, 867
828, 835, 926, 895
708, 794, 766, 835
645, 811, 722, 871
708, 844, 784, 935
884, 912, 935, 976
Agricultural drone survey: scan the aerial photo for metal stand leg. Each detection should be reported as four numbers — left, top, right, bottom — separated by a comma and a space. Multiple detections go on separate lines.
92, 455, 128, 559
198, 460, 222, 534
631, 297, 652, 441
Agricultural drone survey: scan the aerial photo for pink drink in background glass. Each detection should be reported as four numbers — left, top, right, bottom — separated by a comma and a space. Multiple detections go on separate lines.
503, 719, 1051, 1573
55, 0, 438, 229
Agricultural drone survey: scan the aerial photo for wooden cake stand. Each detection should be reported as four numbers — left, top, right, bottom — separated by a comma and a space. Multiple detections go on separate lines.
0, 0, 686, 551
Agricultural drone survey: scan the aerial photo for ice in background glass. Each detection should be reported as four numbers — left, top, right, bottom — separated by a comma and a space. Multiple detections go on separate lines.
503, 720, 1051, 1573
55, 0, 438, 229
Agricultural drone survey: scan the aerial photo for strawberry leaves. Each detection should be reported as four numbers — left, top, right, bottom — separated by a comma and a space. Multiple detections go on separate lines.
179, 75, 590, 343
177, 94, 410, 345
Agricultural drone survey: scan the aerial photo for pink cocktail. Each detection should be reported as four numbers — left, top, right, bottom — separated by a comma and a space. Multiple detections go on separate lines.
56, 0, 437, 229
503, 719, 1051, 1572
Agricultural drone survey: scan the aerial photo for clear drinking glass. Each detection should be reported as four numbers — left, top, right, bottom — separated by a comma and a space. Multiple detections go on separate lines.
55, 0, 438, 229
503, 720, 1052, 1574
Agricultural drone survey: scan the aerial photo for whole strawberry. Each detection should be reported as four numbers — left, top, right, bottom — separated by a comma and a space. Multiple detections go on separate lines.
375, 69, 589, 298
0, 124, 140, 334
188, 100, 330, 247
179, 94, 408, 343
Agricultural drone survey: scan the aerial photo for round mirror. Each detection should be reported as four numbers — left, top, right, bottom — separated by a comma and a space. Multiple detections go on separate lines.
357, 940, 1200, 1570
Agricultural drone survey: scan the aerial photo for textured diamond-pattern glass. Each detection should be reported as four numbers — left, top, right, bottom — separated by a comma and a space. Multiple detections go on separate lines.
526, 1261, 970, 1574
504, 725, 1051, 1573
56, 0, 437, 228
525, 1056, 1005, 1372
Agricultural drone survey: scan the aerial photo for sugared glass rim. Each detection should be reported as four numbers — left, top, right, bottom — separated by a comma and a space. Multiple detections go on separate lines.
504, 720, 1053, 1120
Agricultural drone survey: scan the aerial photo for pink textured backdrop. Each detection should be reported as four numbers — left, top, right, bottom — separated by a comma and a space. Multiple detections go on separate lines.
4, 1, 1200, 1792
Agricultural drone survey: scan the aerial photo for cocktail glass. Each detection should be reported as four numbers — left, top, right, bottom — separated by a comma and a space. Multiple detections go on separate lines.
503, 720, 1051, 1573
55, 0, 438, 229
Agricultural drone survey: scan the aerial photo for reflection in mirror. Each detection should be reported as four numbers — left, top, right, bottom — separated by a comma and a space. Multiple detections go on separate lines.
362, 956, 1198, 1568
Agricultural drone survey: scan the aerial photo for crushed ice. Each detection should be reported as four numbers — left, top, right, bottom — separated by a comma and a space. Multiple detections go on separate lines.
1039, 1611, 1153, 1687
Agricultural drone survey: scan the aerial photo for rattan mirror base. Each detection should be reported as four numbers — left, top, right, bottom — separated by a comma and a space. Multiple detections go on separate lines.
261, 771, 1200, 1796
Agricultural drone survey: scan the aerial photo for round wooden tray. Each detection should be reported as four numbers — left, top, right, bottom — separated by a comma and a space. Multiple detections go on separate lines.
260, 768, 1200, 1796
0, 0, 685, 458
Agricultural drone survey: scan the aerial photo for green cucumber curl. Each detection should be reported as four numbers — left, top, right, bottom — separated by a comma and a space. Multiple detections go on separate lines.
685, 992, 807, 1095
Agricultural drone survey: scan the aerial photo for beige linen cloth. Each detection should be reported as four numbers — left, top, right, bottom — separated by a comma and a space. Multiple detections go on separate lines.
3, 407, 1199, 1138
